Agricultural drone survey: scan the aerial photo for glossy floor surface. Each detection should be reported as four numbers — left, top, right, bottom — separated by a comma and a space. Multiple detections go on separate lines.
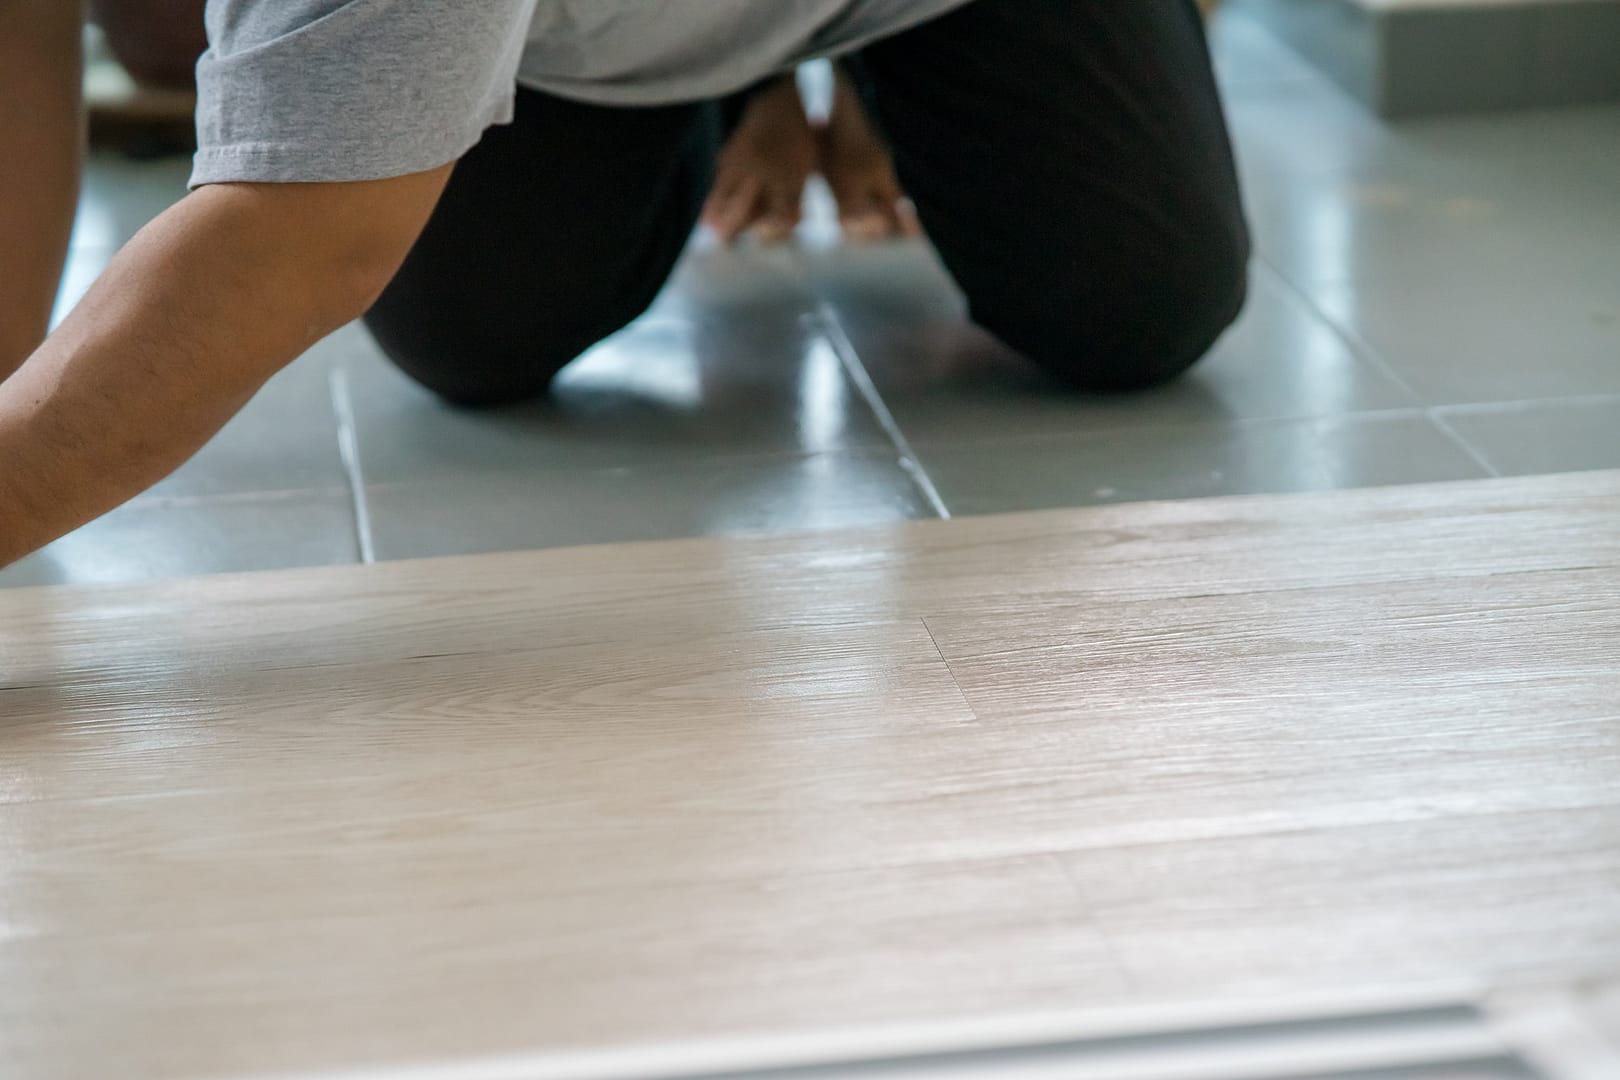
4, 11, 1618, 588
4, 471, 1619, 1080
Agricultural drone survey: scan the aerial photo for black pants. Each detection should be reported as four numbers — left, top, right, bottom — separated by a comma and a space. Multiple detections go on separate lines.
364, 0, 1250, 407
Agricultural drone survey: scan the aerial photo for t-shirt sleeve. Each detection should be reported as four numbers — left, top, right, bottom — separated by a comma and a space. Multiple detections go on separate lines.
190, 0, 537, 188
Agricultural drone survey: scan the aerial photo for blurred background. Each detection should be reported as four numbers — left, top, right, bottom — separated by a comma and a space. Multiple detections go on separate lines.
6, 0, 1617, 588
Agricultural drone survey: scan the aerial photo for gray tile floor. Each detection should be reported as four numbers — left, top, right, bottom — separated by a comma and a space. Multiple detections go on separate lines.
6, 11, 1618, 588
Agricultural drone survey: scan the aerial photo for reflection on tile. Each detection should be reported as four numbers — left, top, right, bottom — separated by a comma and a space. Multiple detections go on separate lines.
70, 151, 192, 251
809, 248, 1414, 444
348, 317, 889, 484
1231, 94, 1620, 294
915, 413, 1486, 516
793, 176, 846, 251
0, 495, 359, 590
1246, 147, 1620, 289
1313, 267, 1620, 406
1194, 266, 1419, 418
804, 238, 963, 329
646, 242, 814, 322
1228, 0, 1382, 109
146, 357, 348, 499
365, 452, 933, 560
1228, 79, 1620, 198
1208, 8, 1321, 90
1438, 397, 1620, 478
1227, 79, 1417, 184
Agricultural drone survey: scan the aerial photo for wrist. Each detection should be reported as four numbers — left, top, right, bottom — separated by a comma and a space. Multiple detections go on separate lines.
741, 74, 810, 129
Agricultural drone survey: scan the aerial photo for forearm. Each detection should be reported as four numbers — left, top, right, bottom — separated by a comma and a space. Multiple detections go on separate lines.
0, 170, 450, 567
0, 0, 86, 377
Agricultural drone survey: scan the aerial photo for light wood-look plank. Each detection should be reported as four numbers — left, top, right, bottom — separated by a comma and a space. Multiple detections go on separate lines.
1588, 979, 1620, 1046
4, 469, 1616, 687
1489, 975, 1620, 1077
3, 471, 1620, 1080
916, 566, 1620, 850
1058, 807, 1620, 992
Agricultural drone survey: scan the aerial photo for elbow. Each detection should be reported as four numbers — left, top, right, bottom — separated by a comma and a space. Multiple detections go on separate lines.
310, 207, 435, 330
195, 167, 451, 336
325, 242, 410, 328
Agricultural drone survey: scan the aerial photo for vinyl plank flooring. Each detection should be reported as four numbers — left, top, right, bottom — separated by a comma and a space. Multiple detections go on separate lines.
1057, 807, 1620, 994
1489, 975, 1620, 1075
1585, 978, 1620, 1048
913, 567, 1620, 851
2, 619, 980, 813
3, 471, 1619, 1079
2, 857, 1121, 1080
4, 472, 1616, 684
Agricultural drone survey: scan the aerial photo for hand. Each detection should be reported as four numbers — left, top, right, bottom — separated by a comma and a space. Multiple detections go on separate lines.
815, 67, 921, 244
701, 77, 818, 245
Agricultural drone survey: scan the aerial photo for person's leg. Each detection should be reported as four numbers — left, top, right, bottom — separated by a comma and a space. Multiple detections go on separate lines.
364, 87, 716, 407
855, 0, 1250, 391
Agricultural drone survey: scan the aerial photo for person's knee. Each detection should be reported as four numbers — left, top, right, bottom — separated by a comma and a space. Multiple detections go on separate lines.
411, 366, 558, 410
382, 347, 567, 410
984, 224, 1251, 393
360, 310, 575, 409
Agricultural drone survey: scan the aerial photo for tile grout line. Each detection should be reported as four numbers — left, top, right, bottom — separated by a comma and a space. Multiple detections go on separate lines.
1251, 255, 1424, 402
1252, 259, 1617, 480
1431, 391, 1620, 416
814, 301, 952, 521
1427, 409, 1503, 479
327, 367, 378, 564
1250, 256, 1504, 477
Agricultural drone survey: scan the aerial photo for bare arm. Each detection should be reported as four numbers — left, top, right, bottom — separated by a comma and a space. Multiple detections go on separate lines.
1, 0, 84, 376
0, 167, 452, 567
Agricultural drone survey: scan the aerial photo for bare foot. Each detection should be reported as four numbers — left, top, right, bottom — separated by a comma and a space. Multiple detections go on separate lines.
816, 68, 920, 243
702, 77, 817, 245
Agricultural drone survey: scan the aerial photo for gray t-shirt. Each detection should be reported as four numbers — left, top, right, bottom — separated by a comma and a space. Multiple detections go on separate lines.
191, 0, 970, 188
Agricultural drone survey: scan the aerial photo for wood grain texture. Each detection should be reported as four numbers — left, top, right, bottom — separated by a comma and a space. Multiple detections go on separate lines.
3, 471, 1620, 1080
1489, 975, 1620, 1077
1588, 978, 1620, 1047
